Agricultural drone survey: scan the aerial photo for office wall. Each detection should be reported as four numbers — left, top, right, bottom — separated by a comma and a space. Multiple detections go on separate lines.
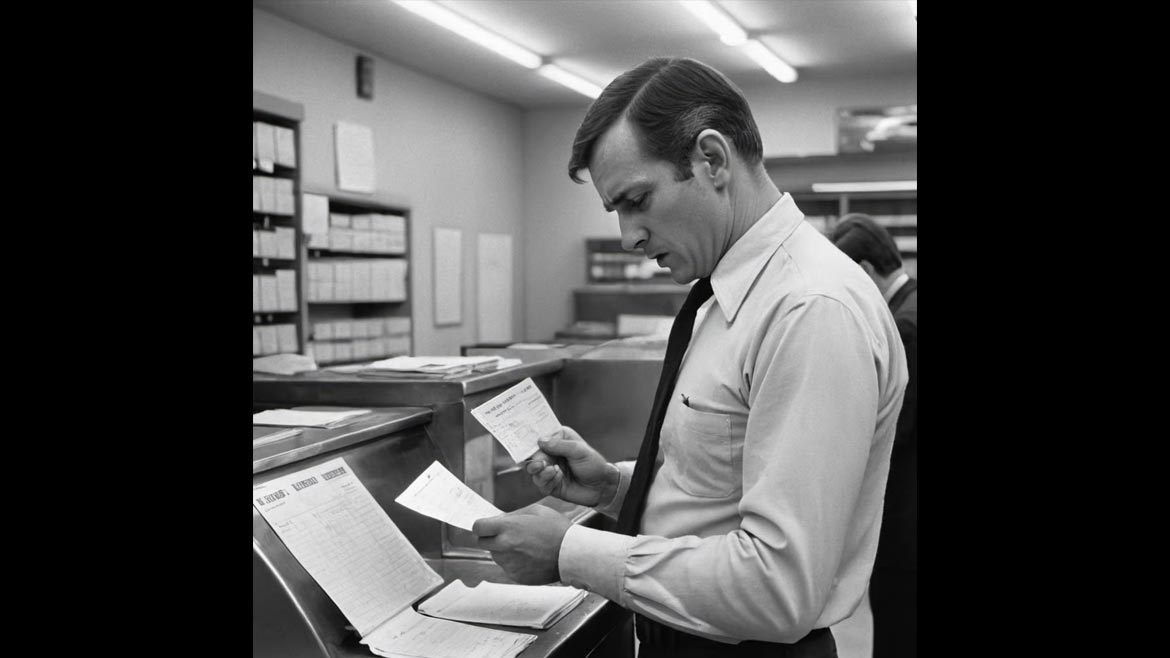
254, 9, 526, 356
520, 75, 916, 341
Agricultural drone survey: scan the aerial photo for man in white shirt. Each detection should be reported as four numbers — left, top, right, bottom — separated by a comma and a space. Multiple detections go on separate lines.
473, 57, 908, 658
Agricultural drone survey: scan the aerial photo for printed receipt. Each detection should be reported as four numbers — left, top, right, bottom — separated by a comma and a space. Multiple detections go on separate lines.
395, 461, 503, 530
470, 377, 562, 463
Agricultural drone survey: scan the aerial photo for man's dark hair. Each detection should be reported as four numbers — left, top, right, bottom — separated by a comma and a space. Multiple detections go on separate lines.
829, 213, 903, 276
568, 57, 764, 184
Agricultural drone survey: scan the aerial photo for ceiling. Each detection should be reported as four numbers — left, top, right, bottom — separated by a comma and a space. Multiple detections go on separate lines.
254, 0, 917, 109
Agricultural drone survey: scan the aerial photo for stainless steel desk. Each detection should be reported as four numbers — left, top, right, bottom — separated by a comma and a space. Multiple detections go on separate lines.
252, 407, 631, 658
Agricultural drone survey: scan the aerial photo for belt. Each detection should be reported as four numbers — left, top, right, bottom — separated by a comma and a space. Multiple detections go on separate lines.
635, 615, 835, 657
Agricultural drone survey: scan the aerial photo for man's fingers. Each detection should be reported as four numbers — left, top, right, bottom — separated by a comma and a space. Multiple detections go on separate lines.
471, 515, 503, 537
539, 436, 586, 461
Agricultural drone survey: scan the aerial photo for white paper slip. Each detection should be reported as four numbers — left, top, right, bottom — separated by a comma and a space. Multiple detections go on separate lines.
361, 607, 535, 658
470, 377, 562, 463
252, 458, 444, 637
252, 408, 371, 428
252, 426, 304, 447
418, 580, 588, 630
395, 461, 502, 531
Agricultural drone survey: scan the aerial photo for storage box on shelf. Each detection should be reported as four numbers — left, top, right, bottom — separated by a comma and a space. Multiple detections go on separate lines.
253, 91, 305, 357
303, 193, 413, 365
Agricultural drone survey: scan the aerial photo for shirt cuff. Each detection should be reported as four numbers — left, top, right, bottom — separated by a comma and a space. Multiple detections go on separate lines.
594, 460, 634, 519
558, 524, 634, 604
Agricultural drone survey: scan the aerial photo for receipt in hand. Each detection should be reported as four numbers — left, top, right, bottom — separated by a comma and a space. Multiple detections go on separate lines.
395, 461, 503, 531
470, 377, 563, 463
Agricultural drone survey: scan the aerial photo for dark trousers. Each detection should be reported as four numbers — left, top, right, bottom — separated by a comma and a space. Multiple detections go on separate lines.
870, 567, 917, 658
635, 615, 837, 658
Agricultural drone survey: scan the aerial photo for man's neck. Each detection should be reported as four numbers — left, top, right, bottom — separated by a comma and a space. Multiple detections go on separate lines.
726, 168, 782, 248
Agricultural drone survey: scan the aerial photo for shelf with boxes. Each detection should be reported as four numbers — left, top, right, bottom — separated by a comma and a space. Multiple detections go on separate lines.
253, 91, 305, 358
586, 238, 672, 284
766, 152, 917, 279
302, 193, 413, 365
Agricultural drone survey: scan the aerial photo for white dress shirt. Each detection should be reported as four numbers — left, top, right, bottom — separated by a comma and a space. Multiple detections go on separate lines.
558, 194, 908, 644
883, 271, 910, 303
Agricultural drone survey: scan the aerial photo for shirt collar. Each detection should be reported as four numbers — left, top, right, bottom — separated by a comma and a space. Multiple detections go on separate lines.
883, 272, 910, 303
709, 193, 804, 324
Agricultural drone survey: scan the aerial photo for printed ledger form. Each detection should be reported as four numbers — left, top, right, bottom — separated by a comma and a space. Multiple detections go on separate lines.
253, 457, 535, 658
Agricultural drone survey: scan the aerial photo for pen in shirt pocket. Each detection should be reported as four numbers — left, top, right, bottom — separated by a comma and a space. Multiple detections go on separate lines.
680, 393, 691, 408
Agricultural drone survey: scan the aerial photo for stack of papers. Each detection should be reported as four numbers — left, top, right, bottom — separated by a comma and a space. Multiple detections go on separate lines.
253, 353, 319, 375
357, 356, 521, 379
252, 408, 371, 428
253, 458, 536, 658
419, 580, 587, 630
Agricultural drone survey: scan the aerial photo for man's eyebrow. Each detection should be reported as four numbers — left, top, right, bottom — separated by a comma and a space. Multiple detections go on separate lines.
602, 184, 647, 213
602, 190, 629, 213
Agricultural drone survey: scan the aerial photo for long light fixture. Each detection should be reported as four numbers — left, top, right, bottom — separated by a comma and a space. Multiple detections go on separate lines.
679, 0, 746, 45
811, 181, 917, 193
740, 39, 797, 83
678, 0, 797, 83
391, 0, 541, 69
538, 64, 603, 99
391, 0, 603, 99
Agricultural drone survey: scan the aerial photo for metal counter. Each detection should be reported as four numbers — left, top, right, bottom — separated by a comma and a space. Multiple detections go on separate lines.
252, 407, 631, 658
254, 361, 564, 517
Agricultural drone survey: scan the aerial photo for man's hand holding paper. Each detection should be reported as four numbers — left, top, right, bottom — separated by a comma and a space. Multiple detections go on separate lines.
525, 427, 621, 509
472, 504, 571, 585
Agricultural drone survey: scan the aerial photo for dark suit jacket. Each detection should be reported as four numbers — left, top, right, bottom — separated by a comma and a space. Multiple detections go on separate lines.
877, 277, 916, 571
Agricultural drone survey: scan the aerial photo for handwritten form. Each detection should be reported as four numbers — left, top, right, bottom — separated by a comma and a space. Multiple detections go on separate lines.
395, 461, 502, 530
253, 458, 534, 658
470, 377, 562, 463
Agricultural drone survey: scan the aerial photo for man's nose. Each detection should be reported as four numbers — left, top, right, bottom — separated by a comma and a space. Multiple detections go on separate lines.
620, 222, 648, 252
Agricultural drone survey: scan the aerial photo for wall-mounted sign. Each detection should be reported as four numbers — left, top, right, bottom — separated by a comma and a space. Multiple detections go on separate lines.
837, 104, 917, 154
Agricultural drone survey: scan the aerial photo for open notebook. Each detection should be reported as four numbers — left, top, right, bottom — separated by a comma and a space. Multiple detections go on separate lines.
252, 457, 536, 658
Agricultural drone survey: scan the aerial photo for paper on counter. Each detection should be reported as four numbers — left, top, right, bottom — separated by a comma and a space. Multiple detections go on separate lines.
470, 377, 562, 463
361, 607, 535, 658
252, 408, 370, 428
395, 461, 502, 531
418, 579, 587, 630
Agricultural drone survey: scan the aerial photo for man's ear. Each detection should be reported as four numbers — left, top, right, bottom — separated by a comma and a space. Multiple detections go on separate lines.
693, 129, 731, 190
859, 260, 877, 277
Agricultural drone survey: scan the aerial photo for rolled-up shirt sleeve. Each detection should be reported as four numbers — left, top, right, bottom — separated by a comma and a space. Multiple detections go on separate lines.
557, 296, 881, 643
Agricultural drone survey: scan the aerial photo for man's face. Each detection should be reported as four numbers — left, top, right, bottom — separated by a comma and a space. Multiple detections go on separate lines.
588, 118, 728, 284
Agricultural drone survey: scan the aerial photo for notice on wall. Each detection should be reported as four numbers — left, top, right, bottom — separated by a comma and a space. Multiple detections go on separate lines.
335, 121, 376, 193
434, 227, 463, 325
477, 233, 513, 343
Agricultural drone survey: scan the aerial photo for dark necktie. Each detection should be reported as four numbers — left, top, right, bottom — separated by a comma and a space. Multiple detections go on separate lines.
616, 277, 714, 535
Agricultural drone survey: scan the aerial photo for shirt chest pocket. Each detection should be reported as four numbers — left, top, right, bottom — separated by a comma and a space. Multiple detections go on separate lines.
670, 403, 740, 498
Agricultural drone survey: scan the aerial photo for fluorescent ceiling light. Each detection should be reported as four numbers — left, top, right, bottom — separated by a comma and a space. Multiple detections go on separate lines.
391, 0, 542, 69
741, 39, 797, 83
538, 64, 603, 99
811, 181, 918, 193
678, 0, 747, 45
678, 1, 797, 83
